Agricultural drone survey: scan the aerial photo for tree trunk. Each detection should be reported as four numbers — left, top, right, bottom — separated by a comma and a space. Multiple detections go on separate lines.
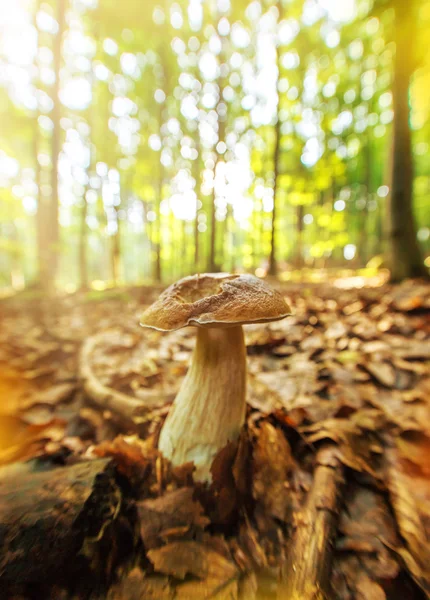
145, 202, 153, 280
154, 188, 162, 282
295, 204, 304, 267
78, 68, 95, 291
388, 0, 427, 281
269, 108, 281, 277
359, 131, 372, 265
48, 0, 66, 291
181, 218, 187, 277
227, 203, 236, 273
153, 50, 167, 282
208, 19, 227, 274
79, 183, 89, 290
34, 111, 46, 287
33, 0, 47, 289
193, 145, 201, 271
209, 187, 218, 272
111, 207, 121, 286
268, 2, 284, 277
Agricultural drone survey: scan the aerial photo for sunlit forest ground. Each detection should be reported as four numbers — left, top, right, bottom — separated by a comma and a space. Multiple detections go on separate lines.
1, 277, 429, 598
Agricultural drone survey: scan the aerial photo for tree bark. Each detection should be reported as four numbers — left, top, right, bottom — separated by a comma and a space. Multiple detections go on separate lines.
193, 141, 201, 271
209, 21, 227, 273
181, 218, 187, 277
111, 205, 121, 286
48, 0, 66, 290
269, 102, 281, 277
78, 67, 95, 291
153, 60, 166, 282
209, 185, 218, 272
154, 183, 162, 282
34, 120, 46, 286
388, 0, 427, 281
79, 187, 89, 290
0, 459, 118, 583
359, 130, 372, 265
33, 0, 46, 289
294, 204, 304, 267
268, 1, 284, 277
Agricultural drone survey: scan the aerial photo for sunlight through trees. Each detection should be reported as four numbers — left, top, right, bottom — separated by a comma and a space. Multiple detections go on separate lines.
0, 0, 429, 290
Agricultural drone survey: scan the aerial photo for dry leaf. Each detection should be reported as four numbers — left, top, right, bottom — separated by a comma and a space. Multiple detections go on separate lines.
94, 435, 156, 483
147, 539, 238, 580
20, 382, 76, 409
107, 568, 173, 600
301, 410, 385, 479
0, 414, 66, 465
252, 421, 294, 521
138, 487, 209, 549
385, 449, 430, 595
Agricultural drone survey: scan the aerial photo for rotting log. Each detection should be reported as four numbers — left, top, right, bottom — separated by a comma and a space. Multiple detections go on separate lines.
278, 445, 344, 600
79, 333, 174, 421
0, 458, 121, 585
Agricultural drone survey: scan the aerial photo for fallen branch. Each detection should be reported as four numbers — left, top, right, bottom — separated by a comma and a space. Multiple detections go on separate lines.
278, 445, 344, 600
0, 459, 120, 584
79, 333, 175, 420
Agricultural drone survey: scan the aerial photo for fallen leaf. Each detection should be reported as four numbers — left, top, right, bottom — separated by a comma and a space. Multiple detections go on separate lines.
0, 414, 66, 465
107, 568, 173, 600
252, 422, 294, 521
396, 431, 430, 476
20, 382, 76, 409
138, 487, 209, 549
147, 539, 238, 581
0, 366, 35, 414
94, 435, 156, 484
176, 577, 239, 599
355, 573, 386, 600
336, 485, 400, 580
301, 410, 385, 479
361, 361, 396, 388
385, 449, 430, 595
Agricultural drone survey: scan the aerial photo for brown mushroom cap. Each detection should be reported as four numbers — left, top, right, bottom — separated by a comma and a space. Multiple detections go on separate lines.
140, 273, 291, 331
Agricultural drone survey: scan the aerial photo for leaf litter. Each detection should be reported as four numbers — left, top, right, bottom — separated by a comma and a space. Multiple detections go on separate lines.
0, 279, 428, 599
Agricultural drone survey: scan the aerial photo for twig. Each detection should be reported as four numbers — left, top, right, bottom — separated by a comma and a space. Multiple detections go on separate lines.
278, 445, 344, 600
79, 333, 174, 420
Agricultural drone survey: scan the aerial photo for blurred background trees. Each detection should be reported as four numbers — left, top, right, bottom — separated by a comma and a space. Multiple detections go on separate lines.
0, 0, 429, 291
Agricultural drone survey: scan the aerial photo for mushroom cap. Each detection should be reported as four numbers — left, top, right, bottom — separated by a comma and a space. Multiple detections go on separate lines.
140, 273, 291, 331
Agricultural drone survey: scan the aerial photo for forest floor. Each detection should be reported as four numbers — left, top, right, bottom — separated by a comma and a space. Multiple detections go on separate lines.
0, 277, 429, 600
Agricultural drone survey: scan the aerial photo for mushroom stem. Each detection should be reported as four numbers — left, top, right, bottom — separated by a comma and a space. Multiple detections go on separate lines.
158, 325, 247, 482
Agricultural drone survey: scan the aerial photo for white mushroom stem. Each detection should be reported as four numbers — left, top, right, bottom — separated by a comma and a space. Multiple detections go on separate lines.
158, 325, 247, 482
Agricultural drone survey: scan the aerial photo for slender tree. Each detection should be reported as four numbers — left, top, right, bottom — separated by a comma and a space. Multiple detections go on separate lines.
208, 8, 228, 273
153, 101, 164, 282
269, 116, 281, 276
387, 0, 427, 280
268, 0, 285, 276
192, 142, 201, 270
32, 0, 45, 288
48, 0, 66, 290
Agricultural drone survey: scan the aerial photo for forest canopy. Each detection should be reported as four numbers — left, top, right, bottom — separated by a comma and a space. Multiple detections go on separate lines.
0, 0, 429, 291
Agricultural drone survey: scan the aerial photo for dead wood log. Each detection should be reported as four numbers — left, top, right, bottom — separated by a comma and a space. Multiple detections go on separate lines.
278, 445, 344, 600
79, 333, 174, 421
0, 458, 121, 584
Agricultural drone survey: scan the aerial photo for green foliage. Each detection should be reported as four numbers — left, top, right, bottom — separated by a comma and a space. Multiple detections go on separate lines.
0, 0, 429, 289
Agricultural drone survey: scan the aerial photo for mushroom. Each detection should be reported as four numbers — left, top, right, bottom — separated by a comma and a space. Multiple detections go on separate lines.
140, 273, 290, 481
